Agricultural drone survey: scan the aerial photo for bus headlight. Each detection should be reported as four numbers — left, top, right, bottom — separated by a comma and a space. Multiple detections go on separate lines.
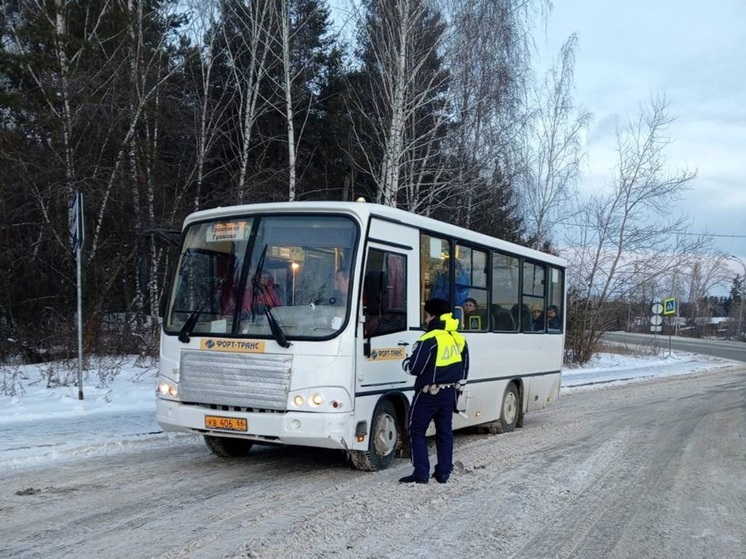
288, 387, 351, 412
157, 382, 178, 399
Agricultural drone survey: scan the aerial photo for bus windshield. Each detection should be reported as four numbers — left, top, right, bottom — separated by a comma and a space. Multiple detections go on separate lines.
164, 214, 358, 340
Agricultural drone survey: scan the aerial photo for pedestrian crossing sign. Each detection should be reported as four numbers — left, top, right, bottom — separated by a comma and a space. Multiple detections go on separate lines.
663, 297, 676, 315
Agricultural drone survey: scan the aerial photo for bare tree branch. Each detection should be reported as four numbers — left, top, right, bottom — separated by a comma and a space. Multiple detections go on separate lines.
565, 94, 700, 364
520, 33, 590, 248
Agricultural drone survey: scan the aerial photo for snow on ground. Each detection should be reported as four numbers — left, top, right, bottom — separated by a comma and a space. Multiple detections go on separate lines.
560, 349, 733, 390
0, 349, 736, 471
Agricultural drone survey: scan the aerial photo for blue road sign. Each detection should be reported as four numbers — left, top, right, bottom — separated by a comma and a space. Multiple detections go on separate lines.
663, 297, 676, 316
70, 192, 84, 251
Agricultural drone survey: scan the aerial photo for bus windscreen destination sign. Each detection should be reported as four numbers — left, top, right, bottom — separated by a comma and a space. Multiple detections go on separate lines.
207, 221, 249, 242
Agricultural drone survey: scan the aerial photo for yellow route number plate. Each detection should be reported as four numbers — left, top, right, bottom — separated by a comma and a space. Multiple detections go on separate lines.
204, 415, 248, 432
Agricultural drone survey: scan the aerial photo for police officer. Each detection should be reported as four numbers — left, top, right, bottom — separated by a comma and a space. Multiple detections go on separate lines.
400, 298, 469, 484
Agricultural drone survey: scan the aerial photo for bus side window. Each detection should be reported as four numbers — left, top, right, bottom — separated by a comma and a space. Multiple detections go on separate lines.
364, 271, 382, 311
547, 266, 564, 332
491, 251, 520, 332
491, 304, 515, 331
363, 249, 407, 337
522, 261, 546, 333
511, 303, 532, 332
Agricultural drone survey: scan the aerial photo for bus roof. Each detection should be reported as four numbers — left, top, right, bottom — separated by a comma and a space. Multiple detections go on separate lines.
183, 201, 567, 268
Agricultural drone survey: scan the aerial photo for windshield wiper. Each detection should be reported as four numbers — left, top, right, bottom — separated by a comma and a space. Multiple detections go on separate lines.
251, 244, 291, 348
178, 301, 206, 344
265, 307, 291, 348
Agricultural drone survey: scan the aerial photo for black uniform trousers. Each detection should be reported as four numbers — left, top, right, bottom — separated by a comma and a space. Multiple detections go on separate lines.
408, 386, 456, 481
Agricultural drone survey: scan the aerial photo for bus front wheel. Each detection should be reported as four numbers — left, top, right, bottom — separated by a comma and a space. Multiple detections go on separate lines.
204, 435, 254, 457
350, 400, 399, 471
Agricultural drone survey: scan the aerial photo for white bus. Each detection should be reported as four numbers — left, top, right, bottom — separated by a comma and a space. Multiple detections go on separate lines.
156, 201, 565, 471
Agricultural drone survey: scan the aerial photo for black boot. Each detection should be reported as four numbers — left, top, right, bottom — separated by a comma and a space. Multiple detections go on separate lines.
398, 474, 428, 484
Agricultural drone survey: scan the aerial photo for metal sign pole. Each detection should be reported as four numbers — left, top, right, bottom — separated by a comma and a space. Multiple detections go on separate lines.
70, 192, 85, 400
76, 243, 84, 400
650, 302, 663, 339
670, 303, 675, 357
668, 329, 672, 358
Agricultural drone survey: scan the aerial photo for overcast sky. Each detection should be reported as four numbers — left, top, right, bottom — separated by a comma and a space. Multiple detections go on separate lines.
535, 0, 746, 274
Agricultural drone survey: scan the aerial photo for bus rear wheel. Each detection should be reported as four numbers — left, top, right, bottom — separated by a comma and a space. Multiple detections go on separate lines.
204, 435, 254, 457
485, 383, 520, 434
497, 383, 520, 434
350, 400, 399, 471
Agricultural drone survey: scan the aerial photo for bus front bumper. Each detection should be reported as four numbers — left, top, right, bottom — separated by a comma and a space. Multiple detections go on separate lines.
156, 398, 355, 450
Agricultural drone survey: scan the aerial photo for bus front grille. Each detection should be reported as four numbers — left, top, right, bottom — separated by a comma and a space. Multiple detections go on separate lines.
179, 350, 293, 411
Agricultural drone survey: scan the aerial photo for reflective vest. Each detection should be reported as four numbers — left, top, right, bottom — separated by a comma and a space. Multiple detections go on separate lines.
419, 329, 466, 367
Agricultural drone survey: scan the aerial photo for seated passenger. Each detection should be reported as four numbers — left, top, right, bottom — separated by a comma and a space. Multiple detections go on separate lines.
491, 304, 515, 331
462, 297, 485, 330
547, 304, 562, 330
511, 303, 532, 331
531, 307, 544, 331
244, 271, 284, 315
331, 268, 349, 306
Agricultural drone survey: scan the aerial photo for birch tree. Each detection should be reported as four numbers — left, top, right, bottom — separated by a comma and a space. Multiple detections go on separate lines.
180, 0, 234, 212
264, 0, 334, 201
348, 0, 449, 208
118, 0, 194, 328
439, 0, 537, 228
565, 95, 703, 364
681, 254, 733, 326
2, 0, 110, 259
84, 2, 185, 269
279, 0, 299, 200
520, 34, 591, 248
2, 0, 190, 341
218, 0, 275, 202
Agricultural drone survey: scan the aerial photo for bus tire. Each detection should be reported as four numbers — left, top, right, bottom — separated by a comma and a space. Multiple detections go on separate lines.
350, 400, 399, 471
204, 435, 254, 457
493, 382, 520, 434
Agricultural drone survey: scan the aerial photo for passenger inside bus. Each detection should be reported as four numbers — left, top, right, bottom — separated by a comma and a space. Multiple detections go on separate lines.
462, 297, 486, 330
331, 268, 349, 306
547, 304, 561, 331
242, 271, 284, 315
363, 269, 405, 337
491, 304, 515, 331
430, 259, 469, 307
511, 303, 532, 331
531, 307, 545, 331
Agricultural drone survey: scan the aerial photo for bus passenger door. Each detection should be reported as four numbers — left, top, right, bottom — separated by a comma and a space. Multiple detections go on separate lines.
356, 245, 413, 390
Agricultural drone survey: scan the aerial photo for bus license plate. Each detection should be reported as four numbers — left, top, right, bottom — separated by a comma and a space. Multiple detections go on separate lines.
204, 415, 247, 432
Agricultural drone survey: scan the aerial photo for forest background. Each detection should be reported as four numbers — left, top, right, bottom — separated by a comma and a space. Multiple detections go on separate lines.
0, 0, 742, 376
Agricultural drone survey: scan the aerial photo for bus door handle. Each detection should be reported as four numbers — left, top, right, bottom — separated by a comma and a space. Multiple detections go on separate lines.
397, 341, 410, 346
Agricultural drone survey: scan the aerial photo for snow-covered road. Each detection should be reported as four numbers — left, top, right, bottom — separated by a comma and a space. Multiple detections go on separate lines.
0, 351, 734, 470
1, 362, 744, 559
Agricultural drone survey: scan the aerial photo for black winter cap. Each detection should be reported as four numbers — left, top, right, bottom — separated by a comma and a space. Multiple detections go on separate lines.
424, 298, 451, 317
